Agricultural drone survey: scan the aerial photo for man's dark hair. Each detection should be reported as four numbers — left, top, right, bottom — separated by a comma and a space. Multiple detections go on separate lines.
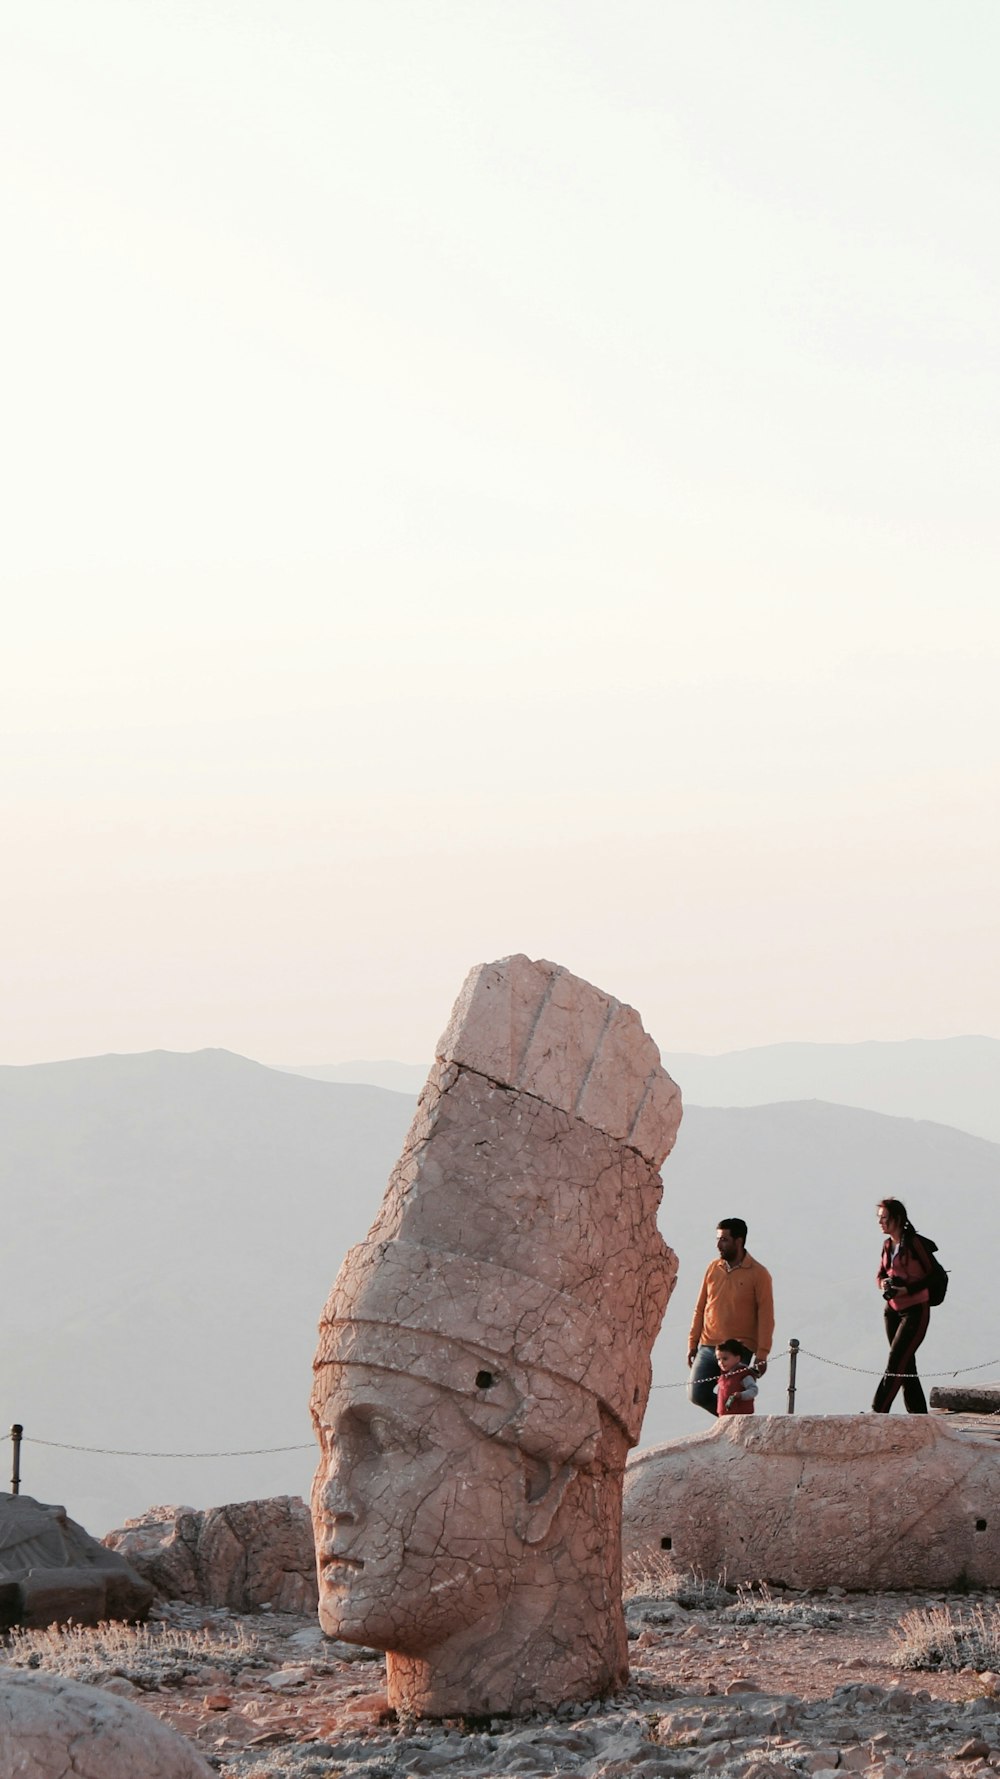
717, 1217, 747, 1243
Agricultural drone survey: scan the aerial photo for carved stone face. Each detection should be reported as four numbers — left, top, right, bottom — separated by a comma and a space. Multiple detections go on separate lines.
310, 1363, 531, 1655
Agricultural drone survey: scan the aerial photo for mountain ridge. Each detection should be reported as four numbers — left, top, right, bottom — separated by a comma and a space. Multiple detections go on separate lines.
3, 1048, 993, 1536
277, 1035, 1000, 1144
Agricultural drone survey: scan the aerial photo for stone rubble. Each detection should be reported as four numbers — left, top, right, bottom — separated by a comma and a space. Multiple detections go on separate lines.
19, 1586, 996, 1779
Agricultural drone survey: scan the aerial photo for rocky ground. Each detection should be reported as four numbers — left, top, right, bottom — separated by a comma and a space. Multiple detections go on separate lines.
8, 1583, 1000, 1779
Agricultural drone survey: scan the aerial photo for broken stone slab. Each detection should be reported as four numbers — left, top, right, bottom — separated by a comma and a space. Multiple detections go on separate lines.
313, 954, 681, 1718
930, 1386, 1000, 1415
19, 1567, 108, 1630
435, 953, 682, 1164
0, 1669, 214, 1777
103, 1495, 317, 1612
0, 1492, 151, 1626
623, 1415, 1000, 1591
0, 1581, 19, 1630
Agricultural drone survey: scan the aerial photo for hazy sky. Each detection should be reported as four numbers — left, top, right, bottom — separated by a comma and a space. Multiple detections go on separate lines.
4, 2, 998, 1065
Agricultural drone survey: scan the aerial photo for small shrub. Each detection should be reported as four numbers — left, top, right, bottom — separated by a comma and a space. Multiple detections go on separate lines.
622, 1551, 730, 1611
671, 1573, 732, 1612
1, 1619, 262, 1691
890, 1604, 1000, 1672
723, 1583, 842, 1629
622, 1548, 680, 1600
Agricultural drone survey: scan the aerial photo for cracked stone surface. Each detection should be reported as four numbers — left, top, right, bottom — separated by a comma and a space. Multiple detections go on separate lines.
311, 954, 681, 1717
104, 1496, 318, 1613
624, 1416, 1000, 1590
0, 1669, 214, 1778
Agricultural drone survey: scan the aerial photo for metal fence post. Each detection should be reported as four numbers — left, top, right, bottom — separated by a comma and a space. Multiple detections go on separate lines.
787, 1341, 800, 1414
10, 1425, 22, 1495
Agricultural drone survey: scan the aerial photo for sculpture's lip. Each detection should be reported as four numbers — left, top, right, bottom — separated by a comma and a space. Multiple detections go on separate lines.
320, 1551, 364, 1573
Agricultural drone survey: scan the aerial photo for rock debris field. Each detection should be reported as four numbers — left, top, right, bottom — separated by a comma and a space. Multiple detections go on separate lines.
7, 1583, 1000, 1779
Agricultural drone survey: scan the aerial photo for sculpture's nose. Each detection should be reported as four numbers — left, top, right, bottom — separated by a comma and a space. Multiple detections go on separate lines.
315, 1458, 358, 1524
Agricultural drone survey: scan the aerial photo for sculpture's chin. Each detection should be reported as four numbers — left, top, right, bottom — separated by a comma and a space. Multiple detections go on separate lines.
317, 1592, 368, 1644
322, 1620, 380, 1651
318, 1586, 479, 1661
317, 1587, 399, 1652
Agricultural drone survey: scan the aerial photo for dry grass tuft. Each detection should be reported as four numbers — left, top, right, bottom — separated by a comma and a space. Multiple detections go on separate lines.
1, 1619, 262, 1691
622, 1550, 730, 1611
723, 1582, 842, 1629
890, 1604, 1000, 1672
622, 1547, 680, 1600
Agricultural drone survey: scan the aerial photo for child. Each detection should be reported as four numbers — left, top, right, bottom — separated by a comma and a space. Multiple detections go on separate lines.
714, 1340, 758, 1415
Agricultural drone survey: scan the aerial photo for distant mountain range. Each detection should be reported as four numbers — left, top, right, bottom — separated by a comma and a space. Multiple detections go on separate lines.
275, 1060, 430, 1094
2, 1047, 994, 1537
0, 1051, 414, 1538
664, 1036, 1000, 1146
283, 1036, 1000, 1145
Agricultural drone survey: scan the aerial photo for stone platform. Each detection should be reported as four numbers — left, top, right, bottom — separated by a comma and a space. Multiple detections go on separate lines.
623, 1414, 1000, 1590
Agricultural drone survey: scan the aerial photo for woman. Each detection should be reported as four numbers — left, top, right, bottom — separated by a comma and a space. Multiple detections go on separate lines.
872, 1197, 933, 1414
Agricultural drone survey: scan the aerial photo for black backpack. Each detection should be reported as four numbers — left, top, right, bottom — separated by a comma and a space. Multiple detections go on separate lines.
917, 1232, 948, 1307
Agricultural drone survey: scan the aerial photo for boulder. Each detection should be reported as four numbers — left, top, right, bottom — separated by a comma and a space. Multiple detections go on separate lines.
104, 1495, 318, 1612
0, 1669, 213, 1778
623, 1415, 1000, 1590
0, 1493, 151, 1626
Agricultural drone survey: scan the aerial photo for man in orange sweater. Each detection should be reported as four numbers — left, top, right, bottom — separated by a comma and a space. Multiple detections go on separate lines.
687, 1218, 775, 1415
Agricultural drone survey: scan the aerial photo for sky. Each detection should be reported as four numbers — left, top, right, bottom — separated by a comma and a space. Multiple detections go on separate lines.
3, 1, 999, 1066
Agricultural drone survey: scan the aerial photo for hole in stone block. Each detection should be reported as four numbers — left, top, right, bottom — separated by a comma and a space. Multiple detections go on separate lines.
976, 1519, 988, 1531
661, 1536, 672, 1550
475, 1370, 495, 1390
633, 1388, 640, 1404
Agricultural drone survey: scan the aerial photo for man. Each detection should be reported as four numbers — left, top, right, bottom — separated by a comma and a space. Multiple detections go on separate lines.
687, 1218, 774, 1415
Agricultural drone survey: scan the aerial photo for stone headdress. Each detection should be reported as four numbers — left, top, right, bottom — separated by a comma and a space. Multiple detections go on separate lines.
315, 956, 681, 1469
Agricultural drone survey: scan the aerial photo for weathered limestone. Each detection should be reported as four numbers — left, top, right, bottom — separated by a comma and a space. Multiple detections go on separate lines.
0, 1493, 151, 1627
104, 1496, 317, 1612
0, 1670, 214, 1778
930, 1385, 1000, 1415
623, 1415, 1000, 1590
311, 954, 681, 1717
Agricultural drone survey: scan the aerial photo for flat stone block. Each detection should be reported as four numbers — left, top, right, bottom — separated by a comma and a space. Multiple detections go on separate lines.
624, 1415, 1000, 1590
19, 1567, 107, 1627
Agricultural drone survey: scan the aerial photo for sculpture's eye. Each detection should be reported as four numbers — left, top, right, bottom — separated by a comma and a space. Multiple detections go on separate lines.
351, 1407, 425, 1458
475, 1370, 495, 1390
332, 1406, 387, 1462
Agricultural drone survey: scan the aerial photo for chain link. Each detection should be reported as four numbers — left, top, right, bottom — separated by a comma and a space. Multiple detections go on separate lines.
8, 1344, 1000, 1452
651, 1343, 1000, 1389
794, 1346, 1000, 1381
9, 1435, 313, 1458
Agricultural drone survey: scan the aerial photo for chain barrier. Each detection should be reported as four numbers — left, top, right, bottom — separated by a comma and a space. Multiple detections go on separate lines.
6, 1346, 1000, 1474
792, 1346, 1000, 1381
649, 1342, 1000, 1390
4, 1432, 313, 1457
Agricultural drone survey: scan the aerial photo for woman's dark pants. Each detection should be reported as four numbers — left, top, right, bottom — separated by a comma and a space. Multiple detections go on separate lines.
872, 1304, 930, 1413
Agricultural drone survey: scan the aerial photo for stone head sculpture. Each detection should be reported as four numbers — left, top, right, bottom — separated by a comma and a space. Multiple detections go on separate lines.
311, 955, 681, 1716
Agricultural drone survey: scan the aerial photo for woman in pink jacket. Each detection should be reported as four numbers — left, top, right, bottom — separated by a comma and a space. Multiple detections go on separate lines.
872, 1197, 933, 1414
